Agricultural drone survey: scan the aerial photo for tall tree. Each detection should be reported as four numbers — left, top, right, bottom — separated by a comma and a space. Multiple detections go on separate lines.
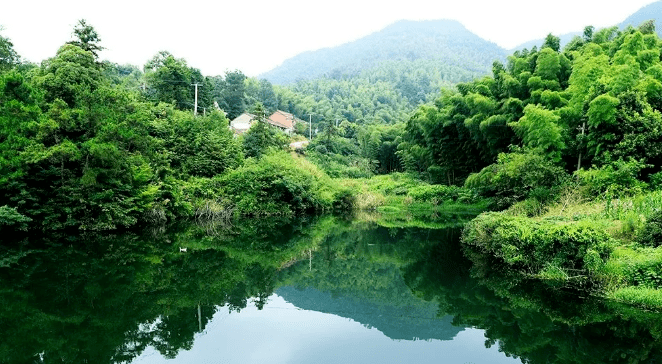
542, 33, 561, 52
223, 70, 247, 120
0, 28, 20, 72
144, 51, 193, 111
67, 19, 104, 59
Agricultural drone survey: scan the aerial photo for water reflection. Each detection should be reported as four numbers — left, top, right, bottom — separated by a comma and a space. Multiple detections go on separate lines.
1, 214, 661, 363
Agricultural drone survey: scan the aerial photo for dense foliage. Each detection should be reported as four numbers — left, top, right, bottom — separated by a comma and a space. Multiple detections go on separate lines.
463, 212, 614, 279
260, 19, 506, 85
401, 23, 662, 201
0, 24, 350, 232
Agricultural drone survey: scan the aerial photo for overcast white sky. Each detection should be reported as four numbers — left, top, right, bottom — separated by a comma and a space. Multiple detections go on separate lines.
1, 0, 658, 77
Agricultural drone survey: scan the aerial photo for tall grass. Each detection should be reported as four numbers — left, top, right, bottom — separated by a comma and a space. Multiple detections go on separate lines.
604, 190, 662, 220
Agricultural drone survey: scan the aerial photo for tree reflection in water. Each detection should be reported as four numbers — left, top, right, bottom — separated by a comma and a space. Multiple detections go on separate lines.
1, 214, 661, 363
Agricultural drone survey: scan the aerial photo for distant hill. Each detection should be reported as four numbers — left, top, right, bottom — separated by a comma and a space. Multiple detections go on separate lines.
512, 1, 662, 52
510, 32, 581, 53
620, 0, 662, 37
261, 19, 507, 85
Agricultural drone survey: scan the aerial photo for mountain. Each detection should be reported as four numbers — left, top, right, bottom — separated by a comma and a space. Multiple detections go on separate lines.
510, 32, 582, 53
512, 0, 662, 52
620, 0, 662, 36
261, 19, 507, 85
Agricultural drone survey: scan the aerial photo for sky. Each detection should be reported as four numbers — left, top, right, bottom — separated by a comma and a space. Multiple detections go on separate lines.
1, 0, 659, 77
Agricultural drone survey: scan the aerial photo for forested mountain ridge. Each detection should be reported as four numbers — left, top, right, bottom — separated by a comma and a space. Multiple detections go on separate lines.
512, 0, 662, 51
621, 0, 662, 35
260, 19, 508, 85
511, 32, 582, 54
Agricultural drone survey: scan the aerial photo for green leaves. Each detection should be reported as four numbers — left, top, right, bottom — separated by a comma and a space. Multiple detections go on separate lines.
535, 48, 561, 81
510, 105, 565, 163
587, 94, 619, 127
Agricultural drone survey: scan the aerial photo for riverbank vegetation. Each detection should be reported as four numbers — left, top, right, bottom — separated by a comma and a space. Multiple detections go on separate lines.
418, 21, 662, 308
4, 17, 662, 310
0, 20, 489, 232
0, 22, 359, 231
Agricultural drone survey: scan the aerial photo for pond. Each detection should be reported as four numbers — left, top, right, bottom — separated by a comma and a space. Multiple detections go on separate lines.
1, 214, 662, 363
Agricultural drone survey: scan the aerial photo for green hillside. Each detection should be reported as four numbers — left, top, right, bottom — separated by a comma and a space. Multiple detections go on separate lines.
261, 19, 507, 85
620, 0, 662, 37
512, 1, 662, 51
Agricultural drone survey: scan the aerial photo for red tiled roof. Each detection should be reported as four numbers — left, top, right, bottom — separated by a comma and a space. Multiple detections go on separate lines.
267, 110, 300, 130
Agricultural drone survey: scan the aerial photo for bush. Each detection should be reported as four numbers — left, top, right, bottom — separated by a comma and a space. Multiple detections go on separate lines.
462, 212, 615, 276
638, 210, 662, 247
465, 152, 568, 209
650, 171, 662, 190
0, 206, 32, 231
217, 151, 340, 216
605, 247, 662, 290
504, 198, 547, 217
575, 158, 648, 197
306, 150, 373, 179
353, 192, 386, 211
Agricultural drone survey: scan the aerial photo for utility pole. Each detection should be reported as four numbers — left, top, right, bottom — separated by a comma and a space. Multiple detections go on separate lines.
577, 122, 586, 172
309, 114, 312, 140
192, 83, 200, 116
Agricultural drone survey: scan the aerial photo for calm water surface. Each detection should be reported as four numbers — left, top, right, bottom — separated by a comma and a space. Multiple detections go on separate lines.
1, 215, 661, 363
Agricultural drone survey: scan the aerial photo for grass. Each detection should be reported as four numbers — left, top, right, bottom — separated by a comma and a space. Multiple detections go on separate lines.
495, 187, 662, 310
610, 286, 662, 310
336, 172, 490, 214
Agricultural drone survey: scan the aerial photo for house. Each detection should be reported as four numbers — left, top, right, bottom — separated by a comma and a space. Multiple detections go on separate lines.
229, 113, 257, 135
267, 110, 304, 135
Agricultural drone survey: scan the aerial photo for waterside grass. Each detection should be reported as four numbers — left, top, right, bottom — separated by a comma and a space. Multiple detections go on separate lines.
469, 188, 662, 310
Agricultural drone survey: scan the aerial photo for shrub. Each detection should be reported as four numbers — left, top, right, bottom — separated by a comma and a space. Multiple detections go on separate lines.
217, 151, 340, 216
332, 187, 356, 211
604, 247, 662, 290
638, 210, 662, 247
306, 150, 373, 179
462, 212, 615, 276
363, 173, 420, 195
650, 171, 662, 190
0, 206, 32, 231
504, 198, 546, 217
575, 158, 648, 197
465, 152, 568, 209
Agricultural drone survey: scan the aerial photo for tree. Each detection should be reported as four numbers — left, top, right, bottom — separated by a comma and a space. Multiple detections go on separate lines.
509, 104, 565, 163
37, 44, 101, 106
535, 48, 561, 81
638, 20, 656, 35
144, 51, 193, 111
583, 26, 595, 42
0, 28, 20, 72
542, 34, 561, 52
67, 19, 104, 59
150, 104, 243, 177
258, 79, 278, 111
242, 103, 287, 158
222, 70, 247, 120
15, 44, 161, 230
